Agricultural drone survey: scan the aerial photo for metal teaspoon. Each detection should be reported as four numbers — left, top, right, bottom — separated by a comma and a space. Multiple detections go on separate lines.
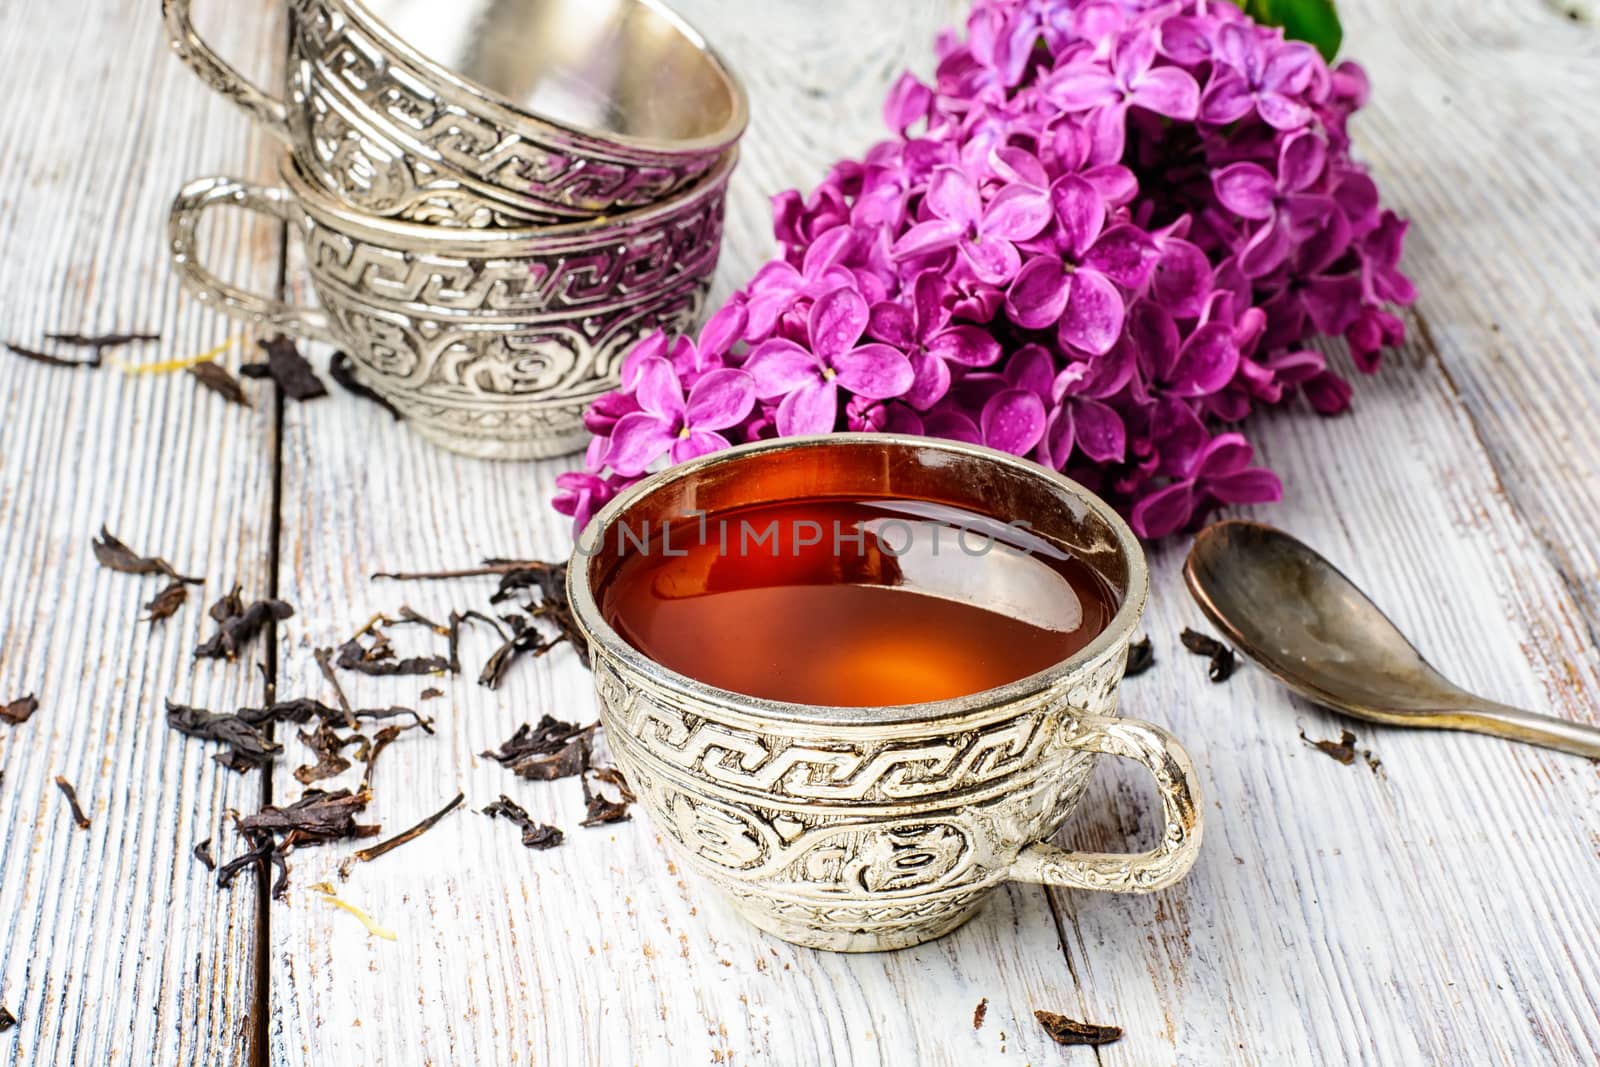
1183, 520, 1600, 759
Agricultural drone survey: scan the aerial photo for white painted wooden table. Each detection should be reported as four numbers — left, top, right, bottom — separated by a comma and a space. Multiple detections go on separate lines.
1, 1, 1598, 1064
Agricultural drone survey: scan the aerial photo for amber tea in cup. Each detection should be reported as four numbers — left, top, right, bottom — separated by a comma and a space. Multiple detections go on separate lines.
599, 497, 1117, 706
569, 435, 1203, 952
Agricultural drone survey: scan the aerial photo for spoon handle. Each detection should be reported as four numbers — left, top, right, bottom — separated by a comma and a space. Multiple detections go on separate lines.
1453, 700, 1600, 759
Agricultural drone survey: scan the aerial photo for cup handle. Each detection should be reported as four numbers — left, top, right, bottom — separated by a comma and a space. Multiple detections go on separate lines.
1009, 714, 1203, 893
168, 175, 334, 342
162, 0, 293, 142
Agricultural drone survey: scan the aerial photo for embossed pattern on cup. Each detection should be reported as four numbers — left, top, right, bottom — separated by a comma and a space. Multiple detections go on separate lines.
568, 436, 1205, 951
163, 0, 747, 227
168, 153, 732, 459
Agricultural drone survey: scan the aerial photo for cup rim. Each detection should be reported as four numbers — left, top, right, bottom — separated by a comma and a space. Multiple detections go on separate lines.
567, 433, 1150, 727
276, 149, 736, 250
342, 0, 749, 158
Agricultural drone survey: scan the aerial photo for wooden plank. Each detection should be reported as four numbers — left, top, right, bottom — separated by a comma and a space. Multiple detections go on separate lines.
1055, 1, 1600, 1062
0, 0, 287, 1062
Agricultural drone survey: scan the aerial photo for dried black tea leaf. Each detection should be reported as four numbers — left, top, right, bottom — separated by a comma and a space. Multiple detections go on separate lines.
1207, 647, 1237, 682
1123, 637, 1155, 677
45, 330, 160, 350
187, 361, 251, 406
972, 999, 987, 1030
1300, 728, 1358, 766
353, 792, 465, 865
217, 828, 282, 896
54, 775, 91, 829
1, 694, 39, 725
580, 755, 631, 829
166, 699, 282, 771
313, 647, 358, 728
511, 738, 589, 781
481, 795, 564, 850
358, 723, 410, 792
330, 351, 402, 420
1179, 627, 1236, 683
588, 765, 636, 802
1179, 627, 1225, 658
481, 716, 588, 765
143, 580, 188, 622
5, 340, 86, 367
238, 788, 379, 849
240, 335, 327, 400
334, 614, 450, 677
195, 591, 294, 660
0, 1005, 15, 1031
420, 687, 444, 701
92, 527, 200, 583
194, 838, 216, 871
478, 619, 551, 690
1034, 1010, 1122, 1047
293, 722, 355, 785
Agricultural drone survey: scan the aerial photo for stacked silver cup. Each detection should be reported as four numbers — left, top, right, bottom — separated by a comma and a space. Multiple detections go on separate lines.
164, 0, 746, 459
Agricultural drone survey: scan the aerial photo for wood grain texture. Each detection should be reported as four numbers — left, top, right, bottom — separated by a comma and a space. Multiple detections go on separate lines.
0, 0, 288, 1064
1, 0, 1597, 1064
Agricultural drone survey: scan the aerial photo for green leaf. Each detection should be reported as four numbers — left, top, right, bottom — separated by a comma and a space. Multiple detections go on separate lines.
1230, 0, 1344, 62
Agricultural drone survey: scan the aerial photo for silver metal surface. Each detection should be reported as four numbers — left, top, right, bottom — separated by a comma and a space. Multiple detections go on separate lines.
1185, 520, 1600, 758
568, 435, 1205, 952
162, 0, 746, 226
167, 152, 732, 459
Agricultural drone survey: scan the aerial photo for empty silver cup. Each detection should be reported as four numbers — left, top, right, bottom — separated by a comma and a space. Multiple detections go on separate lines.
164, 0, 747, 227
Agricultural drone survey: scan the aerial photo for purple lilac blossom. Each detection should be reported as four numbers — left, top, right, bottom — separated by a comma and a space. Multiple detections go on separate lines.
555, 0, 1415, 539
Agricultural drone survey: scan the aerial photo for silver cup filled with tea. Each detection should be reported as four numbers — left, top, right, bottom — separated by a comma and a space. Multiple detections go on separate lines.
567, 434, 1204, 952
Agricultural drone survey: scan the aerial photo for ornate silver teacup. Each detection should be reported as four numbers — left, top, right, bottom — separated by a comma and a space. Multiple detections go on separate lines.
163, 0, 747, 227
168, 152, 732, 459
568, 435, 1205, 952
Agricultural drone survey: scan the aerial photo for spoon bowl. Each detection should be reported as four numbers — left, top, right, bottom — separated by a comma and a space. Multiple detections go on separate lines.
1184, 521, 1600, 758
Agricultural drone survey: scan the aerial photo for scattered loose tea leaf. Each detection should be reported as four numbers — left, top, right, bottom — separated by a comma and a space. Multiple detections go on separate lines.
216, 828, 281, 894
478, 617, 552, 689
195, 588, 294, 660
5, 340, 87, 368
333, 614, 450, 677
1034, 1010, 1122, 1047
187, 360, 251, 406
420, 687, 444, 701
1123, 637, 1155, 677
1179, 627, 1237, 683
358, 723, 413, 793
372, 560, 546, 581
481, 716, 588, 765
973, 998, 988, 1030
293, 722, 355, 785
0, 1005, 15, 1031
193, 838, 216, 871
330, 351, 402, 420
1, 694, 39, 725
589, 765, 636, 802
481, 795, 564, 850
143, 580, 189, 622
166, 699, 282, 772
92, 527, 200, 584
310, 882, 396, 940
54, 775, 90, 829
353, 792, 464, 865
1207, 647, 1237, 682
313, 646, 358, 728
1300, 728, 1358, 766
580, 759, 632, 829
45, 330, 161, 350
240, 335, 327, 400
237, 788, 380, 876
1179, 627, 1225, 658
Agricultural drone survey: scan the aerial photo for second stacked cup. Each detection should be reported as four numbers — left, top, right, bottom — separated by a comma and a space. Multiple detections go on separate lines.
163, 0, 747, 458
